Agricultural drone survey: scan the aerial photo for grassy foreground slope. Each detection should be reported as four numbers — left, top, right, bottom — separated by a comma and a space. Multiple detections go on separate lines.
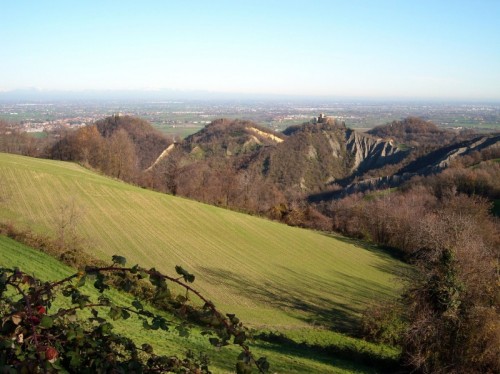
2, 235, 393, 373
0, 153, 403, 331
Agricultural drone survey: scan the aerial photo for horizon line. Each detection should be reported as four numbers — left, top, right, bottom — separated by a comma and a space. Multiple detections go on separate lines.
1, 87, 500, 104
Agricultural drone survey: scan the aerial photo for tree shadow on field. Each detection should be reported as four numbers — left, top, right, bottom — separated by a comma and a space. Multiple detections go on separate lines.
251, 340, 377, 374
198, 266, 392, 334
321, 232, 410, 278
251, 336, 399, 374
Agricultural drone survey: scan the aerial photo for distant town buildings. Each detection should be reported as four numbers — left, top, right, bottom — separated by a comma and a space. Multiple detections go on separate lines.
17, 120, 87, 133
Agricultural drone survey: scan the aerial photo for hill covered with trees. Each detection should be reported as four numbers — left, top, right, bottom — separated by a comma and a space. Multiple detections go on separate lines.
1, 112, 499, 372
367, 116, 472, 148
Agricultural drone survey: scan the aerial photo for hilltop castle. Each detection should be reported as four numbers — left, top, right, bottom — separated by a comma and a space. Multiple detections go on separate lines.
313, 113, 346, 128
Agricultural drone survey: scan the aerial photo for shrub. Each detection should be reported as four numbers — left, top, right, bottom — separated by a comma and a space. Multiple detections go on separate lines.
0, 256, 269, 373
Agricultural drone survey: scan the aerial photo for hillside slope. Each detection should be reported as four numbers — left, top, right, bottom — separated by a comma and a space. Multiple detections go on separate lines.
155, 118, 407, 197
94, 115, 172, 170
367, 117, 456, 147
182, 118, 284, 158
310, 133, 500, 200
0, 235, 399, 373
399, 133, 500, 174
0, 152, 403, 331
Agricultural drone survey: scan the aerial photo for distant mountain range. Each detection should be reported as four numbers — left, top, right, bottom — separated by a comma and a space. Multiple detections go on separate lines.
0, 88, 237, 102
4, 88, 498, 104
0, 88, 354, 103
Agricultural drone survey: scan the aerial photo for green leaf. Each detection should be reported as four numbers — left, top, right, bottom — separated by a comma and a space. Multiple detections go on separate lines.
68, 350, 81, 367
66, 312, 77, 322
66, 329, 76, 341
142, 320, 151, 330
108, 307, 121, 321
149, 270, 165, 288
101, 322, 113, 334
227, 313, 240, 324
76, 275, 86, 288
49, 360, 65, 371
234, 332, 246, 345
209, 337, 220, 346
175, 324, 190, 337
0, 271, 7, 286
175, 265, 195, 283
93, 273, 110, 293
256, 357, 270, 372
120, 279, 133, 292
62, 286, 74, 297
159, 320, 169, 331
112, 255, 127, 266
132, 300, 143, 310
153, 285, 170, 301
176, 295, 188, 303
40, 315, 54, 328
236, 361, 253, 374
175, 265, 184, 276
121, 309, 131, 320
98, 295, 111, 305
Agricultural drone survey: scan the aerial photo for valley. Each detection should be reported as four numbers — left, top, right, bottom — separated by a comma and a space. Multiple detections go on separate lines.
1, 113, 498, 373
1, 100, 499, 139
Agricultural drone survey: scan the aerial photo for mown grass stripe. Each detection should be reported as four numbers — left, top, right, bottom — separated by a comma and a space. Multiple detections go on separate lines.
0, 152, 406, 330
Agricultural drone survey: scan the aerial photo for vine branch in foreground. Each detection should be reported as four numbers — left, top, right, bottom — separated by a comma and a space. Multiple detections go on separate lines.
0, 256, 269, 373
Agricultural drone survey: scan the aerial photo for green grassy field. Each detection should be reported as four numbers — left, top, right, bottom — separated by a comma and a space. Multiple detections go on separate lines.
0, 235, 398, 373
0, 153, 404, 335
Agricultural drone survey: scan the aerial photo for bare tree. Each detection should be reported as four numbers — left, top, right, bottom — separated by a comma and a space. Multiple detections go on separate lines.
104, 129, 139, 182
53, 197, 84, 251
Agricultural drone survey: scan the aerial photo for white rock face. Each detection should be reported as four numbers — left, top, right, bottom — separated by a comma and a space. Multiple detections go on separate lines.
247, 127, 284, 143
344, 129, 403, 172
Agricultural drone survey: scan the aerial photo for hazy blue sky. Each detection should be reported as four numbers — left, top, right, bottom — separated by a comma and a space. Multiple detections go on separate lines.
1, 1, 499, 100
